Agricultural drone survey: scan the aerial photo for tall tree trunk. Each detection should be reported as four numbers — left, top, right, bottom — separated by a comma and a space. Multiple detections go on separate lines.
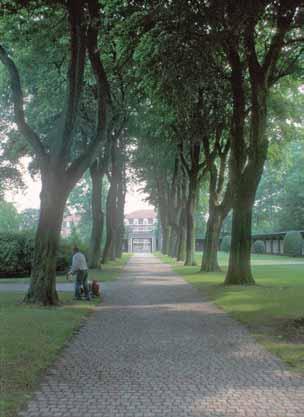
225, 197, 255, 284
177, 228, 186, 261
25, 173, 68, 305
102, 181, 116, 263
225, 75, 268, 284
169, 227, 177, 257
88, 162, 104, 268
185, 177, 198, 266
177, 208, 186, 261
201, 209, 223, 272
161, 224, 171, 255
115, 175, 126, 258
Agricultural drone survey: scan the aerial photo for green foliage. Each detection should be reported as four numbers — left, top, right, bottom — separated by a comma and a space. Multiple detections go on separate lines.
0, 200, 20, 232
19, 208, 39, 231
0, 231, 84, 276
253, 141, 304, 233
277, 143, 304, 230
67, 172, 108, 246
0, 231, 34, 275
252, 240, 266, 254
220, 235, 231, 252
283, 231, 303, 257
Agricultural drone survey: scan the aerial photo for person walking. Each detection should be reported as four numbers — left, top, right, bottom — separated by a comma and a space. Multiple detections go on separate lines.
69, 246, 91, 301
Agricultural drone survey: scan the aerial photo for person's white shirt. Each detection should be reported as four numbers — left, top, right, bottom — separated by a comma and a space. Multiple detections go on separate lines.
70, 251, 88, 274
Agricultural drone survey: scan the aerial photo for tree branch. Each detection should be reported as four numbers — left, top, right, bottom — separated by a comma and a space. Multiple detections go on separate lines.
58, 0, 86, 159
65, 0, 112, 185
87, 0, 112, 138
263, 7, 296, 85
178, 143, 191, 176
0, 45, 47, 161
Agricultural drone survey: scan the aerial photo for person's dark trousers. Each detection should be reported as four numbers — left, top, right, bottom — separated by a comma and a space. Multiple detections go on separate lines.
75, 270, 90, 300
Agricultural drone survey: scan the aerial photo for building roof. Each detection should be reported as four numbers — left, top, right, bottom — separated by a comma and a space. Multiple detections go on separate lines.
125, 209, 156, 219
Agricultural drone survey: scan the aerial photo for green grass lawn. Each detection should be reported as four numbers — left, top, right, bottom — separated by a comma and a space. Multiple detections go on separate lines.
0, 254, 131, 417
157, 251, 304, 373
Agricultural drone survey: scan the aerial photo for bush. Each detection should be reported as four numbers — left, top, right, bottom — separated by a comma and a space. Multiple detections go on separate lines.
220, 235, 231, 252
56, 240, 73, 272
0, 232, 87, 277
0, 231, 35, 276
283, 231, 303, 257
252, 240, 266, 254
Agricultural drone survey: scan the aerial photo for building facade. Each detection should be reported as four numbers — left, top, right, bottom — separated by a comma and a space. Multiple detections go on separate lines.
124, 209, 158, 253
195, 231, 304, 256
61, 213, 81, 238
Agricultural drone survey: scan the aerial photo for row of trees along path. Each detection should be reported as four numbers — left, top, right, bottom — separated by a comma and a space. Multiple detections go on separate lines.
0, 1, 303, 304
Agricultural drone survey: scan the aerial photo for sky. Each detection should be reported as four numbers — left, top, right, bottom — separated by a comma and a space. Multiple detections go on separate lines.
6, 158, 153, 214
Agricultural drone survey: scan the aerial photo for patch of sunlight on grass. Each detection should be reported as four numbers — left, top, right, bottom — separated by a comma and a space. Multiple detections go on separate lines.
156, 251, 304, 373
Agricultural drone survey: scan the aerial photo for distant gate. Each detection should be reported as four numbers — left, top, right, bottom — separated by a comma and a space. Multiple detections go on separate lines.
132, 238, 152, 253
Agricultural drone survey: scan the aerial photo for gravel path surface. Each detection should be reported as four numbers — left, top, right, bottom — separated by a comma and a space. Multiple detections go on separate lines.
19, 254, 304, 417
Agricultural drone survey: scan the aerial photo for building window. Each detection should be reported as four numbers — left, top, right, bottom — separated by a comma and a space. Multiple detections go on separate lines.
134, 219, 138, 225
138, 218, 143, 225
143, 218, 148, 225
128, 219, 133, 225
148, 218, 153, 224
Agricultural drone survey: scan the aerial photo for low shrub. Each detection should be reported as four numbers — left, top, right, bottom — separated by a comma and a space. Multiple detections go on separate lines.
283, 231, 303, 257
220, 235, 231, 252
0, 232, 88, 277
252, 240, 266, 254
0, 231, 34, 275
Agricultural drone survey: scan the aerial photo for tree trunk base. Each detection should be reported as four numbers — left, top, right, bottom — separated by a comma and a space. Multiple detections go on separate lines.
200, 264, 221, 273
24, 289, 59, 306
224, 270, 255, 285
184, 260, 197, 266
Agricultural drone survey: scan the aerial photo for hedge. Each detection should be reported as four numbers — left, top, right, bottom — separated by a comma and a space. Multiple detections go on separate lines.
252, 240, 266, 254
0, 232, 84, 277
220, 235, 231, 252
283, 231, 303, 257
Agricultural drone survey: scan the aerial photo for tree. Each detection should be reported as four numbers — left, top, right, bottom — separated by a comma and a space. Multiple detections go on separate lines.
0, 200, 20, 232
20, 208, 39, 231
212, 2, 304, 284
0, 0, 111, 304
102, 133, 127, 263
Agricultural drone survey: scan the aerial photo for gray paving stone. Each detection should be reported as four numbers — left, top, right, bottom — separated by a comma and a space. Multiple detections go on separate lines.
18, 254, 304, 417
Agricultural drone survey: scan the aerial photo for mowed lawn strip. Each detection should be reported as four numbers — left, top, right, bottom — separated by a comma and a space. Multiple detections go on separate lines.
157, 252, 304, 374
0, 254, 131, 417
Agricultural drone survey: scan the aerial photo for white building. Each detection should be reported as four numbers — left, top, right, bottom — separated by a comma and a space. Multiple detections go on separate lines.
124, 209, 158, 253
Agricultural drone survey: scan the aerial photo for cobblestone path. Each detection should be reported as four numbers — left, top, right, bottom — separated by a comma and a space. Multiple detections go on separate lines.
19, 254, 304, 417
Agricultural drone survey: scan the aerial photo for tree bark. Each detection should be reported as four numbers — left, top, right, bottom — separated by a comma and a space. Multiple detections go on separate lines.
101, 180, 117, 263
168, 227, 177, 257
115, 171, 126, 258
25, 171, 69, 305
161, 224, 171, 255
201, 209, 223, 272
184, 176, 198, 266
88, 161, 104, 268
225, 198, 255, 284
176, 208, 186, 261
200, 159, 231, 272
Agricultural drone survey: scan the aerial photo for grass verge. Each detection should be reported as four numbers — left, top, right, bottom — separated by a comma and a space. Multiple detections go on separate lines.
157, 251, 304, 374
0, 254, 131, 417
